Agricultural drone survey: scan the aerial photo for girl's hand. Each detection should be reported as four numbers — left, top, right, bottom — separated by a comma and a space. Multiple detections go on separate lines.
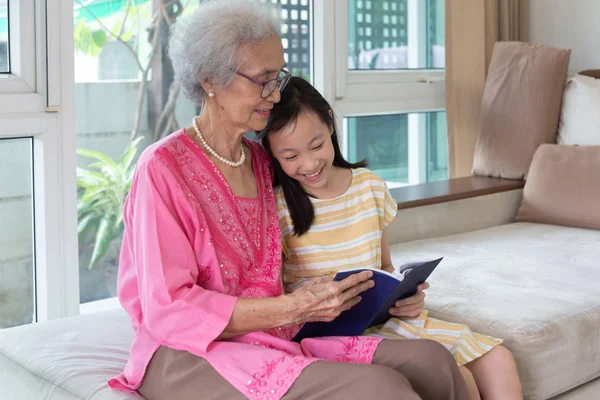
388, 282, 429, 318
287, 271, 375, 324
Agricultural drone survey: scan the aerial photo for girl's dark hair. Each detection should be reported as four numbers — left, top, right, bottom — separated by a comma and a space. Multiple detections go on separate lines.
259, 76, 367, 236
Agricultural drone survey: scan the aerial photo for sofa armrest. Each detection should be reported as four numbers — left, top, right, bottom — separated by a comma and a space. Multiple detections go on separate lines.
386, 189, 524, 245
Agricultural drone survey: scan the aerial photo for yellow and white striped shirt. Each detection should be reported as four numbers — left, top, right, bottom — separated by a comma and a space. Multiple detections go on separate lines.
275, 168, 397, 291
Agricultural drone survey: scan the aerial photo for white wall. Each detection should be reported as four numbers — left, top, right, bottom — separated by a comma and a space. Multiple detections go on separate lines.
528, 0, 600, 73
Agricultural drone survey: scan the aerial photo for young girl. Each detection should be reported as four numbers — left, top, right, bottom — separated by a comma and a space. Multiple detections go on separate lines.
260, 77, 523, 400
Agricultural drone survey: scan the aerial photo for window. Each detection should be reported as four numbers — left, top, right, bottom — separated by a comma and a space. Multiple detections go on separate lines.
348, 0, 444, 70
0, 0, 8, 73
0, 0, 48, 113
72, 0, 312, 306
0, 137, 35, 328
0, 0, 80, 326
323, 0, 447, 186
345, 111, 447, 187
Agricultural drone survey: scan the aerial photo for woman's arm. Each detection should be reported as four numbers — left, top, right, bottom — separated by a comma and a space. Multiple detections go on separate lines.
220, 270, 375, 337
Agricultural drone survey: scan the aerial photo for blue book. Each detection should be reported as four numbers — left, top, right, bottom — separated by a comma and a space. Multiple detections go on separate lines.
292, 257, 443, 342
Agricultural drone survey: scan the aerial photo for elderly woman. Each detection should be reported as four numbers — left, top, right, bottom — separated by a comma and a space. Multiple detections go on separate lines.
108, 1, 469, 399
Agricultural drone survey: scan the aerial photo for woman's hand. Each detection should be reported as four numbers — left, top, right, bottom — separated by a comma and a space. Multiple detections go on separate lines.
286, 271, 375, 324
388, 282, 429, 318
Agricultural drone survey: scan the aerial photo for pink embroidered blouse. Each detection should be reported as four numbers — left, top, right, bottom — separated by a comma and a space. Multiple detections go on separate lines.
108, 131, 382, 399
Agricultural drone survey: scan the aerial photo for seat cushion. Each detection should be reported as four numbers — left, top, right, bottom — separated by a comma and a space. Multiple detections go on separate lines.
0, 309, 137, 400
389, 222, 600, 400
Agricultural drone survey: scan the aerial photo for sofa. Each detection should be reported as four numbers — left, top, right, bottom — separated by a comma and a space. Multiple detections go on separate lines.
383, 59, 600, 399
1, 185, 597, 400
387, 188, 600, 400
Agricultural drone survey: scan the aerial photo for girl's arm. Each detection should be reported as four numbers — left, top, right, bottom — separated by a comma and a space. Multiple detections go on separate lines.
380, 228, 395, 274
380, 227, 429, 318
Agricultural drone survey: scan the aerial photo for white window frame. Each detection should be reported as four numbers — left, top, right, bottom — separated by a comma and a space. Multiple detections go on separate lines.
0, 0, 47, 112
0, 0, 79, 324
0, 114, 79, 323
330, 0, 445, 115
315, 0, 446, 186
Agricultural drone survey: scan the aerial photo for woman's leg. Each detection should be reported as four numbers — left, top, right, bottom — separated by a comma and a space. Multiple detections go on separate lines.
138, 346, 246, 400
139, 346, 421, 400
283, 361, 420, 400
465, 345, 523, 400
460, 366, 481, 400
371, 339, 470, 400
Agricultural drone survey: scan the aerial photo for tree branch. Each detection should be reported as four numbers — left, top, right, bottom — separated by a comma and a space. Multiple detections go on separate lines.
153, 81, 181, 141
75, 0, 144, 71
118, 0, 133, 38
130, 15, 163, 143
161, 0, 184, 27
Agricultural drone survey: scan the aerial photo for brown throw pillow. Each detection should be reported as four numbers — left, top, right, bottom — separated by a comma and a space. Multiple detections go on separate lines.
515, 144, 600, 230
472, 42, 571, 179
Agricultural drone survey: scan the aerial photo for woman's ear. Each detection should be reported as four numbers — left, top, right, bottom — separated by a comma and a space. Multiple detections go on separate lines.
201, 79, 215, 98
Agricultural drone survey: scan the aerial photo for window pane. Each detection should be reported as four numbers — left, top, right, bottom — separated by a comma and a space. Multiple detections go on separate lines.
278, 0, 311, 80
0, 0, 9, 73
425, 111, 448, 182
73, 1, 312, 304
0, 138, 34, 328
348, 0, 444, 70
345, 111, 448, 187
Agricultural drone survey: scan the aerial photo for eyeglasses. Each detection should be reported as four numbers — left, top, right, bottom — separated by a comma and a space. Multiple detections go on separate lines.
236, 68, 291, 99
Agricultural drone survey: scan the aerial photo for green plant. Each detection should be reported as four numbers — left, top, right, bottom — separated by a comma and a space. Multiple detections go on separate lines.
76, 137, 143, 269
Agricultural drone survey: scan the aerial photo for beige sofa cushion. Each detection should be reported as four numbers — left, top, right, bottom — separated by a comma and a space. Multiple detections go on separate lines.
389, 222, 600, 399
472, 42, 571, 179
515, 144, 600, 230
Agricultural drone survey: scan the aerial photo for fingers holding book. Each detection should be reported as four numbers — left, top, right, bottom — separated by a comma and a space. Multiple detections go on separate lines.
289, 271, 375, 323
388, 282, 429, 318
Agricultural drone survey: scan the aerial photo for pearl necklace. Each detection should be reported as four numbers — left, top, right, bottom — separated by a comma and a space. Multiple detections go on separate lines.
192, 116, 245, 167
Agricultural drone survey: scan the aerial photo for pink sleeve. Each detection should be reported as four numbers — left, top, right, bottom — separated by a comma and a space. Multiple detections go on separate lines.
123, 156, 237, 354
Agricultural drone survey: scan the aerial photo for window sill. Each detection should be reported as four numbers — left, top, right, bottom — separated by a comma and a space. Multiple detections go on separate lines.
390, 176, 525, 210
79, 297, 121, 315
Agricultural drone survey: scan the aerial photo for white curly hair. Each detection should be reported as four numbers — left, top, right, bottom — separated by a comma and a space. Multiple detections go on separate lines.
168, 0, 282, 105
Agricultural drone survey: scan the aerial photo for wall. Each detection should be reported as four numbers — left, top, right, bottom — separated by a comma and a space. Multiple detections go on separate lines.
528, 0, 600, 72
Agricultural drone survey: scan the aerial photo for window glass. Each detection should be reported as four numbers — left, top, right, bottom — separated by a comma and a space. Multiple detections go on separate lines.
346, 111, 448, 187
0, 0, 9, 73
0, 137, 35, 328
348, 0, 444, 70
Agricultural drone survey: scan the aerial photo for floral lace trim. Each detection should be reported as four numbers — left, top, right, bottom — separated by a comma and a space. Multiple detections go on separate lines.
334, 336, 382, 364
238, 197, 261, 248
245, 355, 316, 399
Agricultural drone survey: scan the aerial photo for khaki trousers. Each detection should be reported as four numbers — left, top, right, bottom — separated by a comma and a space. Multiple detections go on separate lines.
139, 339, 469, 400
